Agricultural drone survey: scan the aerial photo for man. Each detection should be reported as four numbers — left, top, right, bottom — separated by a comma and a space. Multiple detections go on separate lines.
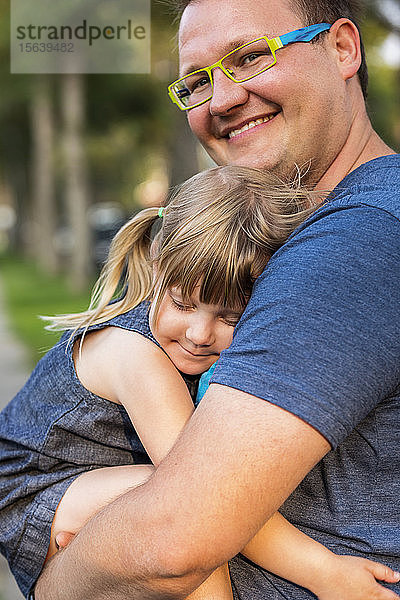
35, 0, 400, 598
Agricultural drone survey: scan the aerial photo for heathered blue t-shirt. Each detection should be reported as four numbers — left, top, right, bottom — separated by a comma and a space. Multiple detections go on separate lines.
212, 155, 400, 598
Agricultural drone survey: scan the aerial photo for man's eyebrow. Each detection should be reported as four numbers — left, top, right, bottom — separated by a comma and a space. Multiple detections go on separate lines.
180, 36, 265, 77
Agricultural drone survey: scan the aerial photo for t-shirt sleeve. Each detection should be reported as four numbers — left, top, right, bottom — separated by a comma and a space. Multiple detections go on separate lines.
211, 205, 400, 449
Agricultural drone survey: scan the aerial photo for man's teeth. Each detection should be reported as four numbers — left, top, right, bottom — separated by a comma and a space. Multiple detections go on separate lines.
228, 115, 274, 139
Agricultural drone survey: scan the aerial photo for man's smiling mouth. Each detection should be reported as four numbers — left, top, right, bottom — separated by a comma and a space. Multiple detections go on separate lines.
227, 114, 278, 139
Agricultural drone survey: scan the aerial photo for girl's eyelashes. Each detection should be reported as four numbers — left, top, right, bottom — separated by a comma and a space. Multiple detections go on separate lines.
168, 290, 242, 324
220, 315, 241, 327
170, 297, 194, 312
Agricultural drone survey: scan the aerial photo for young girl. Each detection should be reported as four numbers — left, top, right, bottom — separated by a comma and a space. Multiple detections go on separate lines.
0, 166, 399, 600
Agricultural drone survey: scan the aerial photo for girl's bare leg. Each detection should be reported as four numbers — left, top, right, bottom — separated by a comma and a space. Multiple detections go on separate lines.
49, 464, 233, 599
46, 464, 154, 560
186, 564, 233, 600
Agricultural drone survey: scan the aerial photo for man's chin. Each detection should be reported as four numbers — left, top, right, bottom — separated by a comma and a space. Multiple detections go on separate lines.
222, 153, 318, 186
223, 154, 290, 178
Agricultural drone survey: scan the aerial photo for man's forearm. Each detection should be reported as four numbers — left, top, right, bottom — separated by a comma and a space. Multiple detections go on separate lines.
34, 385, 330, 599
36, 548, 200, 600
35, 485, 209, 600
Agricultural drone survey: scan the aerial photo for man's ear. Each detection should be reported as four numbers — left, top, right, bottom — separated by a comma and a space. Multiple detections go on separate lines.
328, 18, 362, 82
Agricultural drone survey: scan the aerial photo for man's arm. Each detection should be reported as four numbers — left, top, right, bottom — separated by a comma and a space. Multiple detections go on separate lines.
35, 384, 330, 600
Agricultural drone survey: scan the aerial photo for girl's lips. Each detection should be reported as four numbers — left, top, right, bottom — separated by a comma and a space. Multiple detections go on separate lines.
177, 342, 215, 358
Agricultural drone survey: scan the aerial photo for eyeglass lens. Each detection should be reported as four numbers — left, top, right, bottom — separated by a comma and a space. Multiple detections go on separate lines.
173, 38, 274, 108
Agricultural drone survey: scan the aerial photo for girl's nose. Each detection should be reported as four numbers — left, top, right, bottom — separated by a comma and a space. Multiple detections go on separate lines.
186, 318, 215, 347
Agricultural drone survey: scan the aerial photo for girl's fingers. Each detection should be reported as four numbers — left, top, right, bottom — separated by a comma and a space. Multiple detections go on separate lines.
367, 561, 400, 583
55, 531, 75, 550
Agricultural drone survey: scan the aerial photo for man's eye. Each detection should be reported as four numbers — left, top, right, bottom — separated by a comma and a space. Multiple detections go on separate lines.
190, 76, 210, 93
242, 52, 264, 65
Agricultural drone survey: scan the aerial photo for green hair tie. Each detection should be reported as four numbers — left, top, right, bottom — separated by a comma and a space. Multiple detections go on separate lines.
158, 207, 165, 218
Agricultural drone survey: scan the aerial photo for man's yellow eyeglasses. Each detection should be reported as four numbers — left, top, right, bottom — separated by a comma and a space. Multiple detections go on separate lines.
168, 23, 331, 110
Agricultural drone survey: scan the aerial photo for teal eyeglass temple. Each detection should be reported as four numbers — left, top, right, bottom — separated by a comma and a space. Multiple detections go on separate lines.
168, 22, 332, 110
277, 22, 331, 47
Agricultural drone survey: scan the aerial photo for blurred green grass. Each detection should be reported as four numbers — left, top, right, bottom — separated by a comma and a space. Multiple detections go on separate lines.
0, 253, 92, 366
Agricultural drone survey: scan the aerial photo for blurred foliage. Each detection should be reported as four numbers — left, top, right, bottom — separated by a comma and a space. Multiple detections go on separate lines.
0, 253, 92, 366
0, 0, 398, 216
0, 0, 399, 359
363, 1, 400, 150
0, 0, 185, 225
0, 0, 398, 224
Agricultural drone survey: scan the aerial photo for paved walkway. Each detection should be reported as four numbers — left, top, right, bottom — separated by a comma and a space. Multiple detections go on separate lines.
0, 277, 28, 600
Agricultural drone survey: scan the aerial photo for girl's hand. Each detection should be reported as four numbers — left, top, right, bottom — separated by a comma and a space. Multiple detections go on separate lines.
313, 555, 400, 600
55, 531, 75, 550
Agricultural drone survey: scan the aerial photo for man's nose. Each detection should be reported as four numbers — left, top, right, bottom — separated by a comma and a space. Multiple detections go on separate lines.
186, 317, 215, 347
209, 68, 249, 116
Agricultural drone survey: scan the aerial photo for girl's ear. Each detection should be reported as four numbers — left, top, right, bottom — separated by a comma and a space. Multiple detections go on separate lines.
328, 18, 362, 82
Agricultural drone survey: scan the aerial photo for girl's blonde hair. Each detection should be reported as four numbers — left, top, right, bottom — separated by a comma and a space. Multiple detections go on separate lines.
45, 165, 322, 332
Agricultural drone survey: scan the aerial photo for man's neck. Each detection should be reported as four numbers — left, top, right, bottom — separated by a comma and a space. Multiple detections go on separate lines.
315, 113, 396, 192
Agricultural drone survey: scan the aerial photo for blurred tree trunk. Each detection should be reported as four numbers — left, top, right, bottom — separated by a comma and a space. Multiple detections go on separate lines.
30, 75, 58, 273
61, 73, 91, 291
167, 111, 200, 187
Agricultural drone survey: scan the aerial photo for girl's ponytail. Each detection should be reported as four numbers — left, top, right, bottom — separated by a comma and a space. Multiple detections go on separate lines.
43, 207, 160, 332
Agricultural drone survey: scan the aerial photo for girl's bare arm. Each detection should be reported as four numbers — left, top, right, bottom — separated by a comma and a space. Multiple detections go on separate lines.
49, 327, 233, 599
241, 511, 400, 600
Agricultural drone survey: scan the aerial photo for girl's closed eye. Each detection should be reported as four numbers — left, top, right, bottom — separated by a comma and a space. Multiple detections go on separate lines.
220, 314, 242, 327
169, 292, 195, 312
172, 300, 193, 312
216, 308, 243, 327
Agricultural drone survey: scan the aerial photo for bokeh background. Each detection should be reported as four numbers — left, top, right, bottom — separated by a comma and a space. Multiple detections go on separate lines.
0, 0, 399, 597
